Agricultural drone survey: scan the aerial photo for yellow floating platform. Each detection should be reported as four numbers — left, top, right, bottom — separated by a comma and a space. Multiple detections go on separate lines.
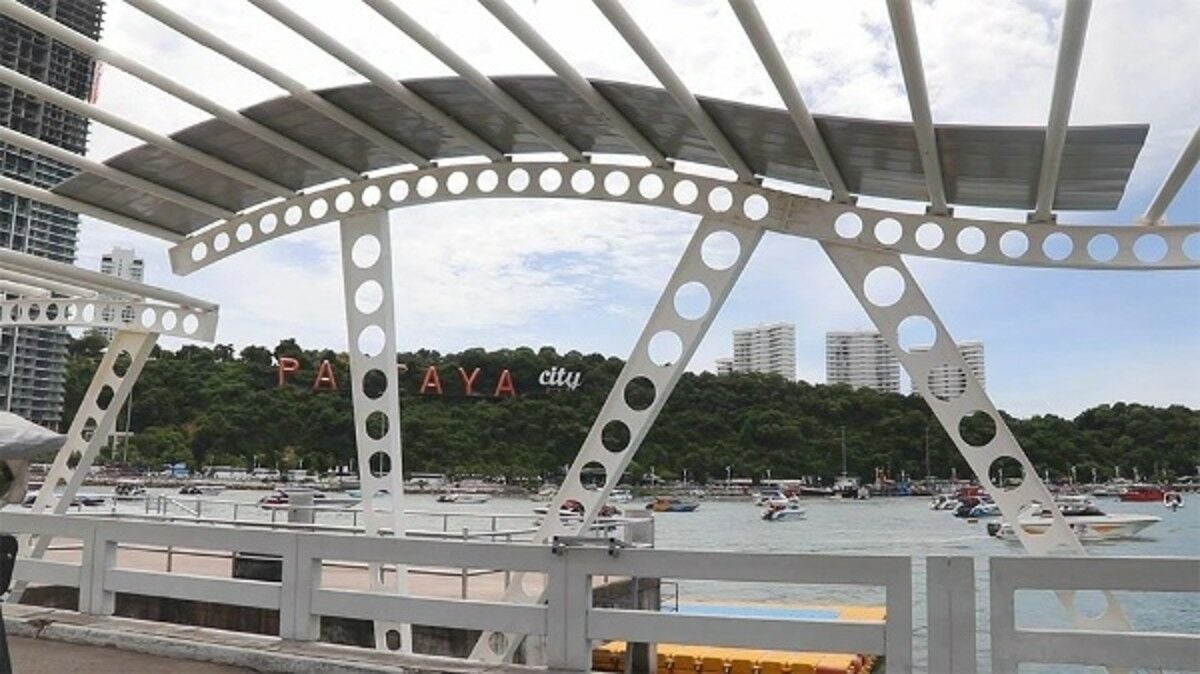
591, 605, 885, 674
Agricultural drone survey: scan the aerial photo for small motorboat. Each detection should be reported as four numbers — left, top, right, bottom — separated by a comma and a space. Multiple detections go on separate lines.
436, 492, 492, 504
645, 496, 699, 512
533, 499, 620, 519
966, 502, 1001, 518
112, 479, 147, 500
987, 500, 1160, 542
1118, 484, 1166, 502
762, 502, 806, 521
258, 487, 359, 509
755, 489, 788, 507
929, 494, 959, 511
179, 483, 224, 496
1163, 491, 1184, 511
608, 487, 633, 503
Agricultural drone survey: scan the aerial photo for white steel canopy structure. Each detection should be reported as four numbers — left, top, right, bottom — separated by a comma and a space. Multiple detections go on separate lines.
1, 0, 1196, 669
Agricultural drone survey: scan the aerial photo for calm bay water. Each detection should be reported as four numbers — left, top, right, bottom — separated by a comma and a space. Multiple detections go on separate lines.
90, 489, 1198, 672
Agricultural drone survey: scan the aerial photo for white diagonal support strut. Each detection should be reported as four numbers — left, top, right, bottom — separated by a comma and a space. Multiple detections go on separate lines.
9, 330, 157, 604
337, 211, 411, 652
1142, 126, 1200, 226
820, 242, 1135, 667
471, 216, 764, 665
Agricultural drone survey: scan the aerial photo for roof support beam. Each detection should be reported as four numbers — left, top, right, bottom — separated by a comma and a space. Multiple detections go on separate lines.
0, 280, 50, 298
0, 127, 232, 220
0, 174, 183, 242
885, 0, 949, 215
1031, 0, 1092, 223
0, 248, 216, 310
479, 0, 667, 167
126, 0, 431, 169
0, 271, 86, 298
730, 0, 849, 201
0, 0, 358, 182
362, 0, 584, 162
0, 66, 293, 200
1141, 126, 1200, 225
595, 0, 755, 182
248, 0, 504, 162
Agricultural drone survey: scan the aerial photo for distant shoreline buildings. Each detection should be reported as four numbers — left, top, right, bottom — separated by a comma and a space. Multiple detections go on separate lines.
715, 322, 796, 380
912, 341, 986, 399
825, 331, 899, 393
98, 246, 145, 340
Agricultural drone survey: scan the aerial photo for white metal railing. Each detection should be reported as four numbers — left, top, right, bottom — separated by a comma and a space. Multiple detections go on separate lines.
2, 512, 1197, 672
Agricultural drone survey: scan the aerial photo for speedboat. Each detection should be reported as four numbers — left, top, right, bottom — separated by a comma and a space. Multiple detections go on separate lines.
258, 487, 359, 509
646, 496, 699, 512
609, 487, 633, 503
533, 499, 620, 519
436, 492, 492, 504
113, 479, 147, 500
1163, 491, 1184, 510
179, 483, 224, 496
755, 489, 787, 506
987, 500, 1160, 542
966, 502, 1000, 518
762, 502, 805, 521
929, 494, 959, 511
1118, 484, 1166, 502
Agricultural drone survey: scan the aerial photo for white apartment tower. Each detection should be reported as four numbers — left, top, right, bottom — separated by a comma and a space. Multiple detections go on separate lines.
726, 323, 796, 380
98, 247, 144, 340
825, 331, 900, 393
912, 341, 986, 399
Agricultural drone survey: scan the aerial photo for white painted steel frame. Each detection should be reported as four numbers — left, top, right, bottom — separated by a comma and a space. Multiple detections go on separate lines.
885, 0, 949, 215
167, 163, 1200, 274
362, 0, 583, 162
1032, 0, 1092, 223
479, 0, 668, 167
472, 216, 764, 662
338, 211, 411, 653
926, 556, 977, 673
0, 0, 360, 182
9, 330, 156, 602
991, 556, 1200, 672
594, 0, 755, 182
125, 0, 429, 169
247, 0, 504, 162
729, 0, 851, 202
1142, 126, 1200, 225
0, 297, 217, 341
0, 174, 180, 242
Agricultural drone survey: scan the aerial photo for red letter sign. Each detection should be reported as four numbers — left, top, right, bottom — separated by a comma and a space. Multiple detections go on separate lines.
277, 357, 299, 388
312, 359, 338, 391
420, 365, 443, 395
493, 368, 517, 398
458, 367, 481, 396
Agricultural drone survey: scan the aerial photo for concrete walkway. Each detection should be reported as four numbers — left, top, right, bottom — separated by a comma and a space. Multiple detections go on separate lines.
8, 636, 253, 673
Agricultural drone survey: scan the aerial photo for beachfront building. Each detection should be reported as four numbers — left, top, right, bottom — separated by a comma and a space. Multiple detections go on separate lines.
912, 341, 986, 398
97, 246, 144, 340
726, 322, 796, 380
825, 331, 900, 393
0, 0, 104, 428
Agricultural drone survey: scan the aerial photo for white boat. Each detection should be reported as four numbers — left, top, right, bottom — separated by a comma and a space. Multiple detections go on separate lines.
113, 479, 147, 500
762, 502, 806, 521
930, 494, 959, 510
988, 500, 1160, 541
258, 487, 359, 509
436, 492, 492, 504
967, 502, 1001, 518
1163, 491, 1184, 510
179, 483, 224, 496
609, 487, 633, 503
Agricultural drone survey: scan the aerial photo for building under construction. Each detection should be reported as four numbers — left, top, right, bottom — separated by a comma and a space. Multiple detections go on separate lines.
0, 0, 104, 428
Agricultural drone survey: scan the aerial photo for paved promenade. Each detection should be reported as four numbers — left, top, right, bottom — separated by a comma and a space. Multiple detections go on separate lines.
8, 636, 252, 673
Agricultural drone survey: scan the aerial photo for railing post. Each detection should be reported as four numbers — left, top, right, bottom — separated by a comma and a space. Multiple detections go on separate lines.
545, 546, 591, 671
990, 558, 1018, 674
461, 527, 470, 600
884, 555, 913, 673
927, 556, 976, 674
82, 523, 116, 616
279, 530, 314, 640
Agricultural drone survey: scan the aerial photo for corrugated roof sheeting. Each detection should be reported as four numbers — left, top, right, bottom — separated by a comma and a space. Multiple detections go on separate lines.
49, 76, 1147, 236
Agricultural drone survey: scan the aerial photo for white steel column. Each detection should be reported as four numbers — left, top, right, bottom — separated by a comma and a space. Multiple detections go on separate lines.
9, 330, 157, 601
472, 216, 764, 663
338, 210, 411, 652
820, 242, 1135, 654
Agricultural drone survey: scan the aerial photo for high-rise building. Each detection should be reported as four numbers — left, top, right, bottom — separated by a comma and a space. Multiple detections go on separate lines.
714, 357, 733, 375
98, 246, 143, 340
825, 331, 900, 393
727, 323, 796, 380
911, 341, 986, 399
0, 0, 105, 428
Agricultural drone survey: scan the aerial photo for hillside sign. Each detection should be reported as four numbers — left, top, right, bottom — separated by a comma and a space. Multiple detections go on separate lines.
276, 358, 581, 398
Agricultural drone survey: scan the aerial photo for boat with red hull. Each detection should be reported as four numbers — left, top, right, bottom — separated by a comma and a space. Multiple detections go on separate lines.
1118, 485, 1166, 502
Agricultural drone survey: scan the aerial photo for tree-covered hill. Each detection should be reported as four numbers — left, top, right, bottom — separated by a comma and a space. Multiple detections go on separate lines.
65, 333, 1199, 484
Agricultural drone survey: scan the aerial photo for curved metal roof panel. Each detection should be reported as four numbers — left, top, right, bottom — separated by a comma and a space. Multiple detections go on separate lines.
49, 75, 1147, 236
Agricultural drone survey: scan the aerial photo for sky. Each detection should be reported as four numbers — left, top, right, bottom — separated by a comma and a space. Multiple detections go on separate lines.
69, 0, 1199, 418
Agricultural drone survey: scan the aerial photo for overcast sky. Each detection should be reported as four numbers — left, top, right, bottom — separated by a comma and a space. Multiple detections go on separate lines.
72, 0, 1199, 418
